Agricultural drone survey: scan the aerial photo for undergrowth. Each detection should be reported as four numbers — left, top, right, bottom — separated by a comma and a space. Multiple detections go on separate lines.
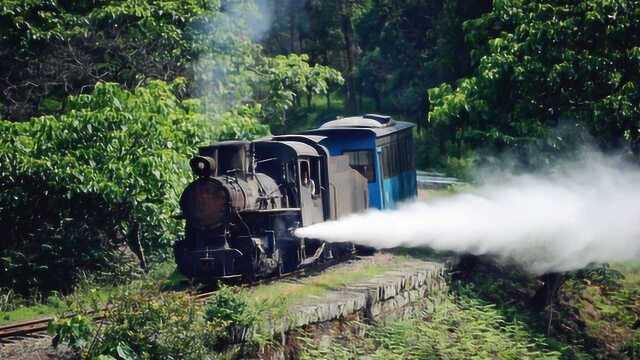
48, 281, 257, 359
298, 259, 639, 359
298, 290, 563, 359
0, 260, 180, 325
458, 259, 640, 358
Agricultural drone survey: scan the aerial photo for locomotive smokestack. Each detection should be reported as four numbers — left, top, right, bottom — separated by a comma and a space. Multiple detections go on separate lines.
190, 156, 216, 177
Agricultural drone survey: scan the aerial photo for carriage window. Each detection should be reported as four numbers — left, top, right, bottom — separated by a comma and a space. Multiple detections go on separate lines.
344, 150, 375, 182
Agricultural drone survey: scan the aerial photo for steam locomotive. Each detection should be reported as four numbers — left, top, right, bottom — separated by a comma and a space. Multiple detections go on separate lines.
173, 114, 417, 281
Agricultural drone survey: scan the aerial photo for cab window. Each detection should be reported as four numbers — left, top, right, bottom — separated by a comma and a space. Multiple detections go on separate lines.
299, 159, 320, 196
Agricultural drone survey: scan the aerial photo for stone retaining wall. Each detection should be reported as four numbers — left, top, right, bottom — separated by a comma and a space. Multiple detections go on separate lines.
257, 259, 450, 357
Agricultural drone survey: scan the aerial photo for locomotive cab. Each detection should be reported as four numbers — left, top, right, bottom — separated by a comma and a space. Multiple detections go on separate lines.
175, 139, 354, 280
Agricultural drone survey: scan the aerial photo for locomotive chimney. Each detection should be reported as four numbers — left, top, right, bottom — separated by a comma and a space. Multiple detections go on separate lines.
190, 156, 216, 177
197, 141, 251, 177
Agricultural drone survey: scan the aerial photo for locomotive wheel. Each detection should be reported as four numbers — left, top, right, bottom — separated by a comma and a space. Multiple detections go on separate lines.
328, 242, 356, 260
354, 244, 376, 256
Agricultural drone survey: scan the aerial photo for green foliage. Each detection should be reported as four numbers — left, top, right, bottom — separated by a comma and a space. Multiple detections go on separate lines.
204, 285, 258, 347
205, 286, 256, 328
457, 259, 640, 358
299, 292, 562, 359
621, 331, 640, 359
0, 80, 205, 295
356, 0, 490, 117
48, 314, 95, 350
0, 0, 223, 120
95, 289, 213, 360
429, 0, 640, 160
255, 53, 344, 132
48, 282, 264, 359
213, 105, 271, 141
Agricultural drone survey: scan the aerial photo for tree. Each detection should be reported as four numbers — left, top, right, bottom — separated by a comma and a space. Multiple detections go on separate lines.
355, 0, 490, 123
429, 0, 640, 162
0, 0, 228, 120
253, 53, 344, 132
1, 81, 197, 294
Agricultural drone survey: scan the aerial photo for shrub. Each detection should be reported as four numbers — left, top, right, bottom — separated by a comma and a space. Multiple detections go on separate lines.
204, 285, 258, 345
49, 283, 263, 359
0, 80, 205, 295
299, 292, 562, 359
94, 288, 214, 360
48, 314, 96, 351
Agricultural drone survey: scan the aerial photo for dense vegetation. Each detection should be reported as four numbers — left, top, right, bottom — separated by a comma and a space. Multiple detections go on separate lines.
45, 256, 640, 359
0, 0, 341, 297
1, 0, 639, 358
296, 260, 640, 359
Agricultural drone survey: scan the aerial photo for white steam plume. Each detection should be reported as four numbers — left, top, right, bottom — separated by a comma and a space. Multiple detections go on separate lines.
295, 152, 640, 274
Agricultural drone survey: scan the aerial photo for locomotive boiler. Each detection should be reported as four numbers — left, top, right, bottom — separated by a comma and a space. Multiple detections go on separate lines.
174, 114, 417, 281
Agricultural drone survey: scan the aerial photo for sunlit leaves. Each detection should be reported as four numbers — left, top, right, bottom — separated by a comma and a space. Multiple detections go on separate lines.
0, 81, 205, 294
255, 53, 344, 126
428, 0, 640, 158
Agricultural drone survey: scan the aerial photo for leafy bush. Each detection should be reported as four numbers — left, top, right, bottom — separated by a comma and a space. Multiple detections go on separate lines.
204, 285, 258, 345
0, 0, 226, 120
48, 314, 96, 351
214, 105, 271, 141
428, 0, 640, 158
0, 80, 205, 295
94, 288, 214, 360
49, 283, 262, 359
299, 292, 562, 359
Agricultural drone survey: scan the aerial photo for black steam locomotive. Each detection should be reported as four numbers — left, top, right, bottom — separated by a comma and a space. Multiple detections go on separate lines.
174, 114, 416, 281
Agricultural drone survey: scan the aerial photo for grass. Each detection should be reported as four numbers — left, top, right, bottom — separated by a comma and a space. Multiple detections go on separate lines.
297, 259, 640, 359
612, 260, 640, 287
248, 254, 412, 315
0, 286, 112, 325
298, 290, 564, 359
571, 260, 640, 357
0, 297, 68, 324
0, 253, 420, 328
0, 261, 179, 325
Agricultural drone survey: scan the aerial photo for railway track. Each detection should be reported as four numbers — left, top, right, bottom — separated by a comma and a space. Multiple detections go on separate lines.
0, 256, 345, 344
0, 318, 51, 340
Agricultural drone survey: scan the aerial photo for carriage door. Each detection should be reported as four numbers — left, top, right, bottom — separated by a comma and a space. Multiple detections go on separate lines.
298, 158, 323, 226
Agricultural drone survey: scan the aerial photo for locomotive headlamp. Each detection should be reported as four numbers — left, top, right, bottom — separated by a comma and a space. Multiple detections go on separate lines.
190, 156, 216, 177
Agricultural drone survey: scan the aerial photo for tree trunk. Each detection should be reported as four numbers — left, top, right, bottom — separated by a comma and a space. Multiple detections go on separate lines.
128, 221, 147, 271
340, 0, 357, 112
289, 3, 296, 53
374, 90, 381, 112
530, 272, 565, 335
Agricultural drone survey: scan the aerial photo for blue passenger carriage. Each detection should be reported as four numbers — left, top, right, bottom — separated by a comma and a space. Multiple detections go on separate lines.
304, 114, 417, 209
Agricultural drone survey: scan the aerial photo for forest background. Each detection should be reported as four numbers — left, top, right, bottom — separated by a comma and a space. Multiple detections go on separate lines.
1, 0, 639, 307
